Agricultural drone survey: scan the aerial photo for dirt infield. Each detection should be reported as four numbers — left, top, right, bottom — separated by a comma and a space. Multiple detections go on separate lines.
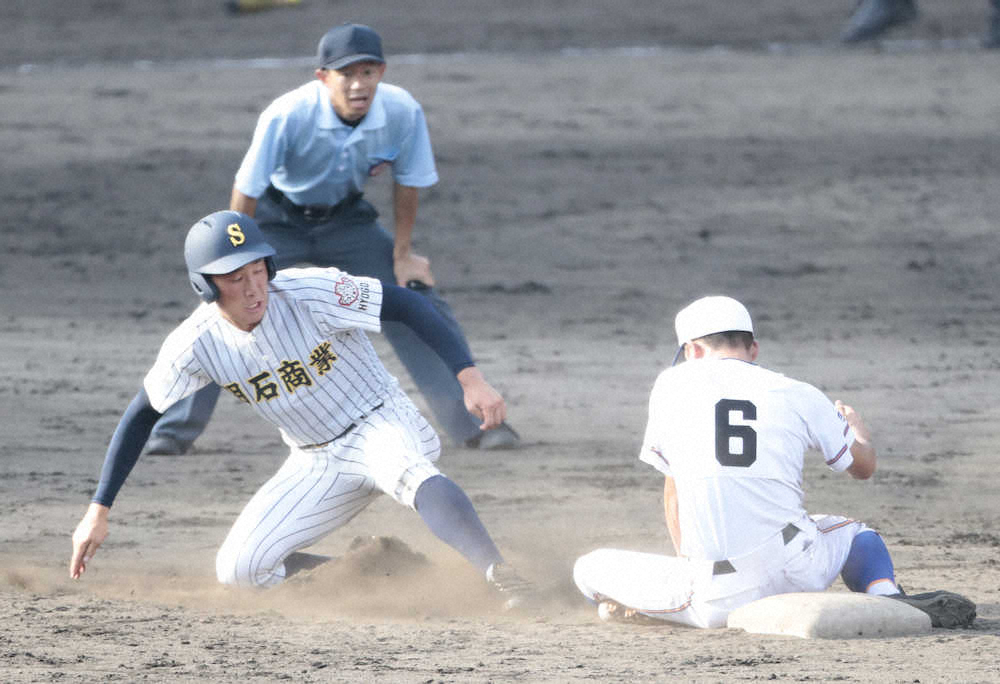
2, 2, 999, 682
2, 1, 995, 67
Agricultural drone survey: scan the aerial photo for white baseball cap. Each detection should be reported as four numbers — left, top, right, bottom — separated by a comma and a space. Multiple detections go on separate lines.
674, 295, 754, 347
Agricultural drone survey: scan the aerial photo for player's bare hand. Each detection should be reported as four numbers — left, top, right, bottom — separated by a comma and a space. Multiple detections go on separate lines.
835, 400, 873, 445
70, 503, 110, 579
393, 251, 435, 288
457, 366, 506, 431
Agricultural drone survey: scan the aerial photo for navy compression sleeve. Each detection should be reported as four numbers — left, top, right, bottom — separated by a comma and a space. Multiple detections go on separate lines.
92, 387, 163, 507
379, 284, 474, 374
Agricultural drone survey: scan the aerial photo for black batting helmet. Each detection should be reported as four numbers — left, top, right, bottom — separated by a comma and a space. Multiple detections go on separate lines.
184, 211, 276, 302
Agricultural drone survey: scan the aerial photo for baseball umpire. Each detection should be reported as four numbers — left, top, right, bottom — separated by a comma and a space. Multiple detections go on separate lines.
145, 22, 520, 456
70, 211, 532, 609
573, 296, 975, 628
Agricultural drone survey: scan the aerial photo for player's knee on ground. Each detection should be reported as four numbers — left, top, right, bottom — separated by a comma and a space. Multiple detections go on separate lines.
573, 549, 609, 603
215, 542, 286, 588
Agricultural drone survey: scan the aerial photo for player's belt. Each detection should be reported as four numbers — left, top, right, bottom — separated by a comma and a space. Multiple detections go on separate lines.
712, 522, 801, 576
300, 401, 384, 450
266, 184, 363, 222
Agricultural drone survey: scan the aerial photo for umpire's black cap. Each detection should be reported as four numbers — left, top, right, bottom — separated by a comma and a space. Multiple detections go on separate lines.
318, 24, 385, 70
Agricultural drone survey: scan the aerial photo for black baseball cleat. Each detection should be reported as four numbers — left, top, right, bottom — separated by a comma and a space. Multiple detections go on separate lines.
144, 435, 189, 456
840, 0, 918, 43
890, 590, 976, 628
486, 562, 537, 611
465, 422, 521, 450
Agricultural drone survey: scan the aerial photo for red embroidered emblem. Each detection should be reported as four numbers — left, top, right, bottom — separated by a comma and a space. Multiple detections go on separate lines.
334, 277, 360, 306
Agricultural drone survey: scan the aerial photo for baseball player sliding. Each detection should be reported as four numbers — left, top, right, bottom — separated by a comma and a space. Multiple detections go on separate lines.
573, 296, 975, 629
69, 211, 532, 609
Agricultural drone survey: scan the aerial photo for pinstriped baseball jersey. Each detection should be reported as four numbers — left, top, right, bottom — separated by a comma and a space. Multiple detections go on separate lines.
639, 358, 856, 560
144, 267, 393, 447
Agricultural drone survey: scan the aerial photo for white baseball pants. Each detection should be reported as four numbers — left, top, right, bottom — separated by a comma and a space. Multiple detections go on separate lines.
573, 514, 867, 628
215, 387, 441, 587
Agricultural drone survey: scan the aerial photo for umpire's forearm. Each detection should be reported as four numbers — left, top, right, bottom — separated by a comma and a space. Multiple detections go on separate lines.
391, 183, 419, 257
230, 187, 258, 217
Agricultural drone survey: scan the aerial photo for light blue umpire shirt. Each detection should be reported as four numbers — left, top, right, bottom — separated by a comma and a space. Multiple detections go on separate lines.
234, 80, 439, 207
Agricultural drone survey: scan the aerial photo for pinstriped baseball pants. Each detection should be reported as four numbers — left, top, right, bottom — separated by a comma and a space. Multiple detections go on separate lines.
215, 386, 442, 587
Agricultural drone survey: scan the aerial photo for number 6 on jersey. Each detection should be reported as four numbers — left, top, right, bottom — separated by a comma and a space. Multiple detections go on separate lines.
715, 398, 756, 467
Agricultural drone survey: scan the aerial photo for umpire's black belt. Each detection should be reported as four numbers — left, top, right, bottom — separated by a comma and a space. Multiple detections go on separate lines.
266, 184, 362, 222
300, 402, 384, 450
712, 522, 800, 576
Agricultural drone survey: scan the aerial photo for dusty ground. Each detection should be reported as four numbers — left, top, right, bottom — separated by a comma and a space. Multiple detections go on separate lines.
2, 1, 1000, 682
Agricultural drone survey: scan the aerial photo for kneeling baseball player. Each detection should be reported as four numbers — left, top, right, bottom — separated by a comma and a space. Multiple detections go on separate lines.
573, 295, 975, 629
69, 210, 532, 609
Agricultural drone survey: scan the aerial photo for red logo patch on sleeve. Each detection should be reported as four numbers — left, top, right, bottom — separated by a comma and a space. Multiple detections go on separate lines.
334, 277, 360, 306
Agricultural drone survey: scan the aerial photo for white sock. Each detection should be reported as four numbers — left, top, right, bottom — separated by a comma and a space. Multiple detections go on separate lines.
867, 579, 900, 596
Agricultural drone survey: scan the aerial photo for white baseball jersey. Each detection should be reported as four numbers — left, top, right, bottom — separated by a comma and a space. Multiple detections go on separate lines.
144, 267, 392, 447
639, 358, 856, 560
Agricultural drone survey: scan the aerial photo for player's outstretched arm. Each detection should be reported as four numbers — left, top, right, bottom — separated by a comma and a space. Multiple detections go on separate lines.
379, 284, 507, 430
836, 400, 876, 480
69, 387, 163, 578
70, 502, 110, 579
457, 366, 506, 431
380, 283, 473, 369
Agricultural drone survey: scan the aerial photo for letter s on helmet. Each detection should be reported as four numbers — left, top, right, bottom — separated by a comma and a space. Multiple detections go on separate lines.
184, 211, 277, 302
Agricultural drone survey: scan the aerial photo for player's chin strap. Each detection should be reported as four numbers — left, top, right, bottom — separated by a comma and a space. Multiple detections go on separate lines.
671, 344, 685, 367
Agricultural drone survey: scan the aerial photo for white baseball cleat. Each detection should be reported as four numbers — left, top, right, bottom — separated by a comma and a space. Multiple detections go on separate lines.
486, 562, 536, 611
597, 600, 616, 622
